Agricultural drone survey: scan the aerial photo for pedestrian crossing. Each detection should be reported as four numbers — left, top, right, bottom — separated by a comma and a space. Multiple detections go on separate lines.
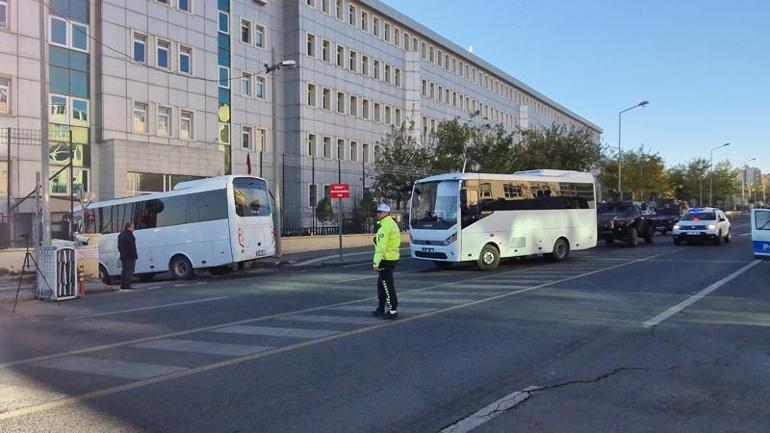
0, 253, 665, 418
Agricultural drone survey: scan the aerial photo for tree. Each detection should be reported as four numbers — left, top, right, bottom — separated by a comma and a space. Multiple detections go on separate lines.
513, 124, 604, 173
315, 197, 335, 226
709, 160, 740, 206
667, 159, 710, 205
431, 118, 474, 172
599, 146, 670, 201
372, 122, 433, 210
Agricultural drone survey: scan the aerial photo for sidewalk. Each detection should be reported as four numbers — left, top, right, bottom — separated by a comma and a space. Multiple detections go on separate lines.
0, 274, 116, 305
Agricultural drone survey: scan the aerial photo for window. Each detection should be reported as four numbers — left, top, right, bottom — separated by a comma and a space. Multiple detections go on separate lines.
322, 87, 331, 110
71, 98, 89, 126
429, 46, 434, 63
255, 76, 265, 99
241, 19, 252, 44
373, 102, 381, 122
362, 143, 369, 163
254, 24, 265, 48
179, 45, 192, 74
71, 23, 88, 51
306, 32, 316, 57
349, 95, 358, 117
336, 45, 344, 67
438, 50, 443, 67
306, 0, 315, 7
307, 82, 317, 107
321, 39, 330, 62
362, 55, 369, 76
50, 17, 68, 46
335, 0, 343, 20
256, 128, 266, 152
133, 32, 147, 63
157, 39, 171, 69
429, 83, 434, 99
349, 50, 357, 72
337, 138, 345, 160
384, 64, 391, 84
361, 11, 368, 32
242, 126, 253, 149
0, 0, 7, 30
308, 184, 317, 207
362, 99, 370, 120
336, 91, 345, 114
218, 11, 229, 34
307, 134, 316, 157
323, 136, 332, 158
385, 105, 392, 125
373, 16, 380, 37
421, 80, 427, 96
349, 141, 358, 162
180, 110, 193, 139
373, 59, 381, 80
421, 42, 426, 59
0, 77, 9, 114
232, 178, 271, 217
133, 102, 148, 133
178, 0, 191, 13
438, 86, 443, 103
242, 72, 252, 96
322, 0, 330, 14
348, 5, 356, 26
49, 95, 67, 124
395, 108, 401, 126
157, 106, 171, 137
384, 22, 390, 43
219, 123, 230, 144
218, 66, 229, 88
394, 28, 400, 47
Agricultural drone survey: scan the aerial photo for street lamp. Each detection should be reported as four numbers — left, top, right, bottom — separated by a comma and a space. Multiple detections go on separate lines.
265, 53, 298, 257
618, 100, 649, 199
741, 157, 757, 206
708, 142, 730, 207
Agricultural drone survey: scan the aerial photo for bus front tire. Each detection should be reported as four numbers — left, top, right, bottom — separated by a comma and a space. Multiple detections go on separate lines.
476, 244, 500, 271
170, 255, 194, 280
548, 238, 570, 262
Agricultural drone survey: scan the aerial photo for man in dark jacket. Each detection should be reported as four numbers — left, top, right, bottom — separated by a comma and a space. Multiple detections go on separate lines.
117, 222, 137, 290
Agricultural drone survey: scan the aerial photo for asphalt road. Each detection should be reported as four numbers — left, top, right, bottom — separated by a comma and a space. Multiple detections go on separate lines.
0, 216, 767, 433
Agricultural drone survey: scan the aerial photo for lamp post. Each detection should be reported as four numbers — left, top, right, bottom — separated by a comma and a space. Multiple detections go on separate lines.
265, 54, 297, 257
709, 142, 730, 207
741, 158, 757, 207
618, 100, 649, 200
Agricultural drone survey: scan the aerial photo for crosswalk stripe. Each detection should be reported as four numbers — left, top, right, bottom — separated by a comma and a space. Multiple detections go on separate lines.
130, 339, 272, 357
278, 315, 383, 325
417, 290, 502, 298
403, 297, 476, 304
33, 356, 185, 380
329, 306, 438, 314
212, 325, 340, 339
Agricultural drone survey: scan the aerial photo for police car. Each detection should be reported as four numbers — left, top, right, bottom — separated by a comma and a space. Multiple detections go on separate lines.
672, 207, 732, 245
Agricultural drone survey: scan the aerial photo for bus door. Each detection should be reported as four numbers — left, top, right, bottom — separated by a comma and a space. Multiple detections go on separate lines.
752, 209, 770, 258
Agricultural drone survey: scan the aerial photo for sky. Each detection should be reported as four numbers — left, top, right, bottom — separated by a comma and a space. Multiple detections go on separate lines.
381, 0, 770, 171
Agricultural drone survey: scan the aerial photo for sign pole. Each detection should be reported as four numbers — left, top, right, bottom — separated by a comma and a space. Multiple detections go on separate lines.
338, 197, 343, 262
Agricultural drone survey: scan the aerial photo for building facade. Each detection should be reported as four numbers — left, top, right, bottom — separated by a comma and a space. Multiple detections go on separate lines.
0, 0, 601, 241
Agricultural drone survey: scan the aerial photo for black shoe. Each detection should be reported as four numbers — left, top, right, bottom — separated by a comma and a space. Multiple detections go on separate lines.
382, 310, 398, 320
371, 309, 384, 317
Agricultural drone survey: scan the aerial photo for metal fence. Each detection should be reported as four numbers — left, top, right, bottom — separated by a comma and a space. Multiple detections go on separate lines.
1, 128, 45, 249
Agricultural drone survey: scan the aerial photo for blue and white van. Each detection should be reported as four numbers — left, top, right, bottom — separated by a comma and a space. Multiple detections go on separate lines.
751, 208, 770, 259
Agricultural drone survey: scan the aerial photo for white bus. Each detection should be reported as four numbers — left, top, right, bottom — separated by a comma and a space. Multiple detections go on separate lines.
73, 175, 274, 283
409, 170, 597, 270
751, 208, 770, 259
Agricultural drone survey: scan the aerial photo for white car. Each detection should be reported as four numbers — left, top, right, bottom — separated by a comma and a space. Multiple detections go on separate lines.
673, 208, 731, 245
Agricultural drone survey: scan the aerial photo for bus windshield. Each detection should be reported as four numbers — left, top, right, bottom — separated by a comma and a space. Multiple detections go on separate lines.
411, 180, 458, 230
233, 177, 271, 217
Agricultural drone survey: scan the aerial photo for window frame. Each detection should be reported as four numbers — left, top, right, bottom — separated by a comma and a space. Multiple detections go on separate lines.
132, 31, 148, 64
177, 0, 192, 13
241, 72, 252, 97
156, 37, 172, 69
0, 76, 10, 114
241, 125, 253, 150
321, 39, 331, 62
0, 0, 8, 31
306, 82, 317, 107
178, 44, 193, 75
254, 23, 266, 49
132, 101, 149, 134
321, 87, 331, 111
157, 105, 172, 137
218, 65, 230, 89
255, 75, 265, 99
180, 109, 194, 140
218, 11, 230, 34
306, 32, 316, 57
240, 18, 252, 45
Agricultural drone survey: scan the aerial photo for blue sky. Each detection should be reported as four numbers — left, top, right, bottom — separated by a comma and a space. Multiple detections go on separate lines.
382, 0, 769, 171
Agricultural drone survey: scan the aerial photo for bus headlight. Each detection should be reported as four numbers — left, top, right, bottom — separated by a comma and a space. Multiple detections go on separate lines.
443, 233, 457, 245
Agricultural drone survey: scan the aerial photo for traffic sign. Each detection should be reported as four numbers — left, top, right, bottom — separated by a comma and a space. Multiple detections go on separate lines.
330, 183, 350, 199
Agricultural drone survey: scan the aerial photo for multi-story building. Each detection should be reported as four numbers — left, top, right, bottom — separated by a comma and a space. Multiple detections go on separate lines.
0, 0, 601, 241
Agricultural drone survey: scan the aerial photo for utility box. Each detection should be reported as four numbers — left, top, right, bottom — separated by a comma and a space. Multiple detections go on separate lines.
36, 246, 78, 301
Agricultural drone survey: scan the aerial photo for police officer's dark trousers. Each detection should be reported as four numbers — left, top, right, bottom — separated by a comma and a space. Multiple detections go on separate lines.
377, 260, 398, 312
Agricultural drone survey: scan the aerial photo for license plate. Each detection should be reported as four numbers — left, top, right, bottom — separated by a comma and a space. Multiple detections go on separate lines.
256, 249, 266, 256
421, 247, 435, 253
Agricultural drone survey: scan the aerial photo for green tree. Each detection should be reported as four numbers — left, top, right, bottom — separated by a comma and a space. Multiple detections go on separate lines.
599, 146, 670, 201
513, 124, 604, 172
315, 197, 335, 226
431, 118, 474, 172
709, 160, 740, 206
373, 122, 433, 210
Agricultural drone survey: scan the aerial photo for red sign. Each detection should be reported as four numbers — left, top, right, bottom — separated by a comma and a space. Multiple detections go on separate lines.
330, 183, 350, 199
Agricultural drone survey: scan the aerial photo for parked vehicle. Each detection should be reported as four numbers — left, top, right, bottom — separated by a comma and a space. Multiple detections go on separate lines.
672, 207, 731, 246
751, 208, 770, 258
597, 202, 655, 247
651, 202, 688, 234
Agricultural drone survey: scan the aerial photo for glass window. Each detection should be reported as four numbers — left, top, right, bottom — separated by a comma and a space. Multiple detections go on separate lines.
241, 19, 251, 44
336, 45, 344, 67
372, 16, 380, 37
756, 211, 770, 231
384, 22, 390, 42
178, 0, 191, 12
218, 66, 229, 88
336, 91, 345, 114
362, 99, 369, 120
395, 69, 401, 87
411, 180, 459, 230
349, 95, 357, 117
133, 102, 148, 132
71, 98, 89, 126
218, 11, 229, 34
69, 70, 88, 98
0, 77, 8, 113
255, 128, 266, 152
219, 122, 230, 144
255, 76, 265, 99
362, 143, 369, 163
187, 189, 228, 223
307, 83, 317, 107
321, 39, 330, 62
180, 110, 193, 139
323, 136, 331, 158
133, 33, 147, 63
157, 106, 171, 137
384, 64, 391, 84
307, 134, 316, 156
349, 141, 358, 162
146, 196, 188, 227
254, 24, 265, 48
233, 177, 271, 217
242, 125, 252, 149
361, 11, 368, 32
322, 0, 330, 14
242, 72, 252, 96
336, 139, 344, 160
373, 60, 380, 80
50, 17, 68, 46
71, 23, 88, 51
179, 45, 192, 74
348, 5, 356, 26
373, 103, 381, 122
349, 50, 357, 72
157, 39, 170, 68
335, 0, 343, 20
362, 56, 369, 76
0, 0, 7, 30
321, 88, 330, 110
49, 95, 68, 124
385, 105, 391, 125
306, 33, 315, 57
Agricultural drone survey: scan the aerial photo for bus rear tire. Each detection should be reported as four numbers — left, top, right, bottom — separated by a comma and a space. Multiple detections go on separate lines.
548, 238, 570, 262
170, 255, 194, 280
476, 244, 500, 271
433, 261, 453, 270
99, 264, 112, 285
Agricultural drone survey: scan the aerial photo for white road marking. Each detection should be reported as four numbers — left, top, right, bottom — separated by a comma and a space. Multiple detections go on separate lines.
439, 386, 538, 433
403, 297, 478, 304
64, 297, 230, 321
211, 325, 340, 339
329, 305, 438, 314
642, 260, 761, 328
278, 314, 383, 325
131, 339, 272, 357
33, 356, 185, 380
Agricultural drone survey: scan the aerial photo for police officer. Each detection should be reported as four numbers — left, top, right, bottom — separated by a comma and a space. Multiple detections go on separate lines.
372, 203, 400, 319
